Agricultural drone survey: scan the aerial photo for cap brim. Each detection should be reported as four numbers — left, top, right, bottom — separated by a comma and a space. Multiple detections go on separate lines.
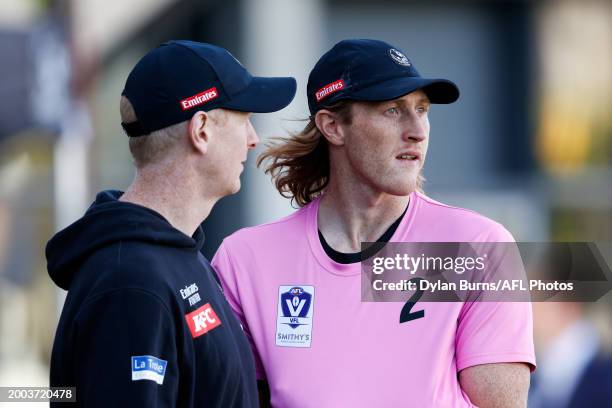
349, 76, 459, 104
223, 76, 297, 113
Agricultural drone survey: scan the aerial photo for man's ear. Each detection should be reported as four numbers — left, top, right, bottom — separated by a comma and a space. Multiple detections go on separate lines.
315, 110, 346, 146
188, 111, 210, 154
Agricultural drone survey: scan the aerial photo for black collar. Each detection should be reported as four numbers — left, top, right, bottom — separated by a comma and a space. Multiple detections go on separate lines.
318, 204, 408, 264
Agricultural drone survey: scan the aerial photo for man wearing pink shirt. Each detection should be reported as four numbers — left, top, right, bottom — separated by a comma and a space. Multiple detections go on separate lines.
212, 39, 535, 407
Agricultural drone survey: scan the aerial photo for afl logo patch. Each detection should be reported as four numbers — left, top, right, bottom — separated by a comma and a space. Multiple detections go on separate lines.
389, 48, 411, 67
275, 285, 315, 348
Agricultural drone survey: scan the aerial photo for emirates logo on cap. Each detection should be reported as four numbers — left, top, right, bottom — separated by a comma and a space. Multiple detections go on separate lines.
180, 87, 219, 110
315, 79, 345, 102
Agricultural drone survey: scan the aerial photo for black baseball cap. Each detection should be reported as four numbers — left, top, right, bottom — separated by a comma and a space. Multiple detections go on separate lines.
307, 39, 459, 114
121, 40, 297, 137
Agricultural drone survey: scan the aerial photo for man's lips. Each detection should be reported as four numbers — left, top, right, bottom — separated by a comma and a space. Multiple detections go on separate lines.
395, 150, 421, 161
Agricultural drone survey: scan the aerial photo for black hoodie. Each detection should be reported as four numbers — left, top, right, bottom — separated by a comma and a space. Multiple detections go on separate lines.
46, 190, 258, 407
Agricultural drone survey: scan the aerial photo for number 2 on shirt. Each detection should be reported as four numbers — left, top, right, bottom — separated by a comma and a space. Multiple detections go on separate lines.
400, 277, 425, 323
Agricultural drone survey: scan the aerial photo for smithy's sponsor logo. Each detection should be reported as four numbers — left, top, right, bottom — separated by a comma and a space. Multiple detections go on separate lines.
276, 285, 315, 347
180, 87, 218, 110
185, 303, 221, 338
315, 80, 344, 102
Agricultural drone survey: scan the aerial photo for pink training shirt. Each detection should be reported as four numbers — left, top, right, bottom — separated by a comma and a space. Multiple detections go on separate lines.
212, 191, 536, 407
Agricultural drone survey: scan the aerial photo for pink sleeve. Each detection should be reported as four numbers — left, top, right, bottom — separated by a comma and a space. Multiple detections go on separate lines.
456, 224, 536, 372
211, 241, 267, 379
456, 301, 536, 372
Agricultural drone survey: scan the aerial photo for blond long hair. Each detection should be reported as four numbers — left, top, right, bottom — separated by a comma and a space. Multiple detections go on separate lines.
257, 102, 351, 207
258, 101, 425, 207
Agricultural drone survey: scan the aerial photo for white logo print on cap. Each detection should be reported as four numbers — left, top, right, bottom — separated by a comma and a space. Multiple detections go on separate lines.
389, 49, 411, 67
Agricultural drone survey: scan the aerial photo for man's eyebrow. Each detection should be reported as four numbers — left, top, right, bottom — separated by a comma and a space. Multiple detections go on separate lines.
391, 96, 431, 106
371, 95, 431, 108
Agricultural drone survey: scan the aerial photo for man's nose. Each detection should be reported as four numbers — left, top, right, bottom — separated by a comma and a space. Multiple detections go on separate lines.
401, 114, 427, 143
247, 120, 259, 149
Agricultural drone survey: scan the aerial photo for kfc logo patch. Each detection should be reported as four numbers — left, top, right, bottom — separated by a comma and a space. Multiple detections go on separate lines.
180, 87, 218, 110
315, 79, 345, 102
185, 303, 221, 338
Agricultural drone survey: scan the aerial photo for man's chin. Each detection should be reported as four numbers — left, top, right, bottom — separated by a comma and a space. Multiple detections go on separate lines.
385, 178, 418, 196
388, 187, 416, 197
230, 180, 241, 195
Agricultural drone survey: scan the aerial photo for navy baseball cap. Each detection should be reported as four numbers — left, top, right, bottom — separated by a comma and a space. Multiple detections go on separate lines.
307, 39, 459, 114
121, 40, 297, 137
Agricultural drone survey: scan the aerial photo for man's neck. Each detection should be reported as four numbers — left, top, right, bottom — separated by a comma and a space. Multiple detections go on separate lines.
120, 164, 216, 237
318, 178, 410, 253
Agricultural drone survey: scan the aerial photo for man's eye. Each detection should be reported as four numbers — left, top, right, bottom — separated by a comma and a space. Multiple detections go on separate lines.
416, 106, 429, 113
386, 107, 399, 115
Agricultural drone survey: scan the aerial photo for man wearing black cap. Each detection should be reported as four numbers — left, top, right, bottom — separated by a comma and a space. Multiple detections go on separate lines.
46, 40, 296, 407
212, 39, 535, 407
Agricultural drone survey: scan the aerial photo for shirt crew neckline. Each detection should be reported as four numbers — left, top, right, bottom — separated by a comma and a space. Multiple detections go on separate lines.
318, 203, 407, 264
306, 190, 419, 276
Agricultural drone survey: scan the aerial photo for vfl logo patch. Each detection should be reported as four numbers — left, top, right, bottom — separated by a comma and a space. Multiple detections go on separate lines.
389, 48, 411, 67
180, 87, 218, 110
315, 80, 345, 102
131, 355, 167, 385
276, 285, 315, 348
185, 303, 221, 338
